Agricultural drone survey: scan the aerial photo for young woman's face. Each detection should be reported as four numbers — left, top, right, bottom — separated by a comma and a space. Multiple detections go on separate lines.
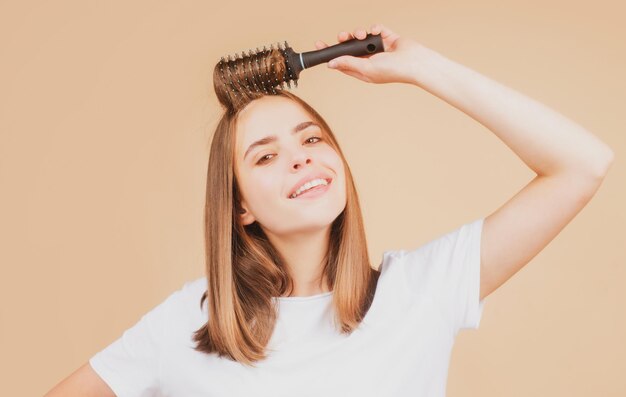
234, 96, 346, 235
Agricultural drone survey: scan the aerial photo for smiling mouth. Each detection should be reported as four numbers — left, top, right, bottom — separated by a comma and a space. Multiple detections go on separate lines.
288, 178, 333, 199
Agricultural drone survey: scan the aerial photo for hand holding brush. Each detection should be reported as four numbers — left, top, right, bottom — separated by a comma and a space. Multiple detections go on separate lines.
316, 24, 422, 85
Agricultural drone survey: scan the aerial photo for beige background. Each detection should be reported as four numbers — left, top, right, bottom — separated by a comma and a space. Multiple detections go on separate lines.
1, 0, 624, 395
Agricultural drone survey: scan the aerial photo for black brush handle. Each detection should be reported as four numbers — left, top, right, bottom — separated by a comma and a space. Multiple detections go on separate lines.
299, 33, 384, 69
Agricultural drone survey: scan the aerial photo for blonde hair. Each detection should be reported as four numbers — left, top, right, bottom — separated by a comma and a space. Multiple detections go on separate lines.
191, 63, 381, 367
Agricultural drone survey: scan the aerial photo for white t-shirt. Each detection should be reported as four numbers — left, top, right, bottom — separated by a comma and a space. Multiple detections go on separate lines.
89, 217, 486, 397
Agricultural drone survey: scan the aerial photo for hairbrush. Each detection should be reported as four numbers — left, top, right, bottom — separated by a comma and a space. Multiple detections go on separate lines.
214, 33, 384, 109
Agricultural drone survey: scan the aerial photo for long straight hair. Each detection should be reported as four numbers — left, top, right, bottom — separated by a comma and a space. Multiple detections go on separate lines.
192, 64, 381, 367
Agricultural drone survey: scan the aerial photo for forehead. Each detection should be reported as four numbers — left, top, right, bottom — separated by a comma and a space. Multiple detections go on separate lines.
236, 96, 313, 147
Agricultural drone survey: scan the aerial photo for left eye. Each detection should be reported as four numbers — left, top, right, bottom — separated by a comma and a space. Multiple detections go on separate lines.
305, 136, 322, 144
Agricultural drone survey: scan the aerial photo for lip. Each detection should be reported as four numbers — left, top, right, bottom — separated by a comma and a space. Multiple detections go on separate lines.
287, 173, 333, 199
290, 180, 332, 200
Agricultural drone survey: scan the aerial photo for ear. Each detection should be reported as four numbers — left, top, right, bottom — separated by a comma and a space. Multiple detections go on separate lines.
238, 204, 256, 226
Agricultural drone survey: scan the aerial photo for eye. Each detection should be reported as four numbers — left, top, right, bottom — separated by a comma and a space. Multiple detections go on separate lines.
305, 136, 322, 144
255, 136, 323, 165
256, 154, 274, 165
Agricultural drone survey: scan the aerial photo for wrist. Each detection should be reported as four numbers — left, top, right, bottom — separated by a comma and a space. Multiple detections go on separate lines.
406, 43, 445, 88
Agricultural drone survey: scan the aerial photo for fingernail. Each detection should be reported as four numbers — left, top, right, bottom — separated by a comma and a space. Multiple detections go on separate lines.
328, 60, 337, 68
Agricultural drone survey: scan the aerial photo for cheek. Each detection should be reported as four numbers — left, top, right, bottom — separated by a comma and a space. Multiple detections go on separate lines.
258, 177, 278, 195
245, 173, 280, 202
324, 150, 344, 175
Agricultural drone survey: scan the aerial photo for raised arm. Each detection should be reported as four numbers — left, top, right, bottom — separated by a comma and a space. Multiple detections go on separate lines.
318, 24, 615, 301
405, 43, 614, 300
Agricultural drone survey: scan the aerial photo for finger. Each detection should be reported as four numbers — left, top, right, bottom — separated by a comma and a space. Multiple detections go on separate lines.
370, 24, 382, 35
369, 23, 398, 40
314, 40, 328, 49
327, 55, 372, 82
354, 28, 367, 39
338, 31, 353, 42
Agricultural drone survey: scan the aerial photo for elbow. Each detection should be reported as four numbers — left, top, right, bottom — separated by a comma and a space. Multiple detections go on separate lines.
560, 146, 615, 188
593, 146, 615, 179
579, 143, 615, 180
550, 142, 615, 180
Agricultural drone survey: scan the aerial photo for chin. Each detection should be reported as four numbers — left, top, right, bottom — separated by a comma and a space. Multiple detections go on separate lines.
301, 204, 344, 224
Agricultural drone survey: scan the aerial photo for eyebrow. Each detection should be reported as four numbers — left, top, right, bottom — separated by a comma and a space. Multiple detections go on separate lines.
243, 121, 320, 161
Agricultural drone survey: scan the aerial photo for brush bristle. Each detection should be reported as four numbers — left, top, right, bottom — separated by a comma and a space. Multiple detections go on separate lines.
213, 41, 300, 112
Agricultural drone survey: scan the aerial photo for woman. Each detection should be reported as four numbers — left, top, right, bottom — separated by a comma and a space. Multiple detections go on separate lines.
45, 24, 614, 396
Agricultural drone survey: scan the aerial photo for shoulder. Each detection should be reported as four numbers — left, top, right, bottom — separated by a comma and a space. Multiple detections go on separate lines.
148, 276, 209, 343
181, 276, 208, 297
170, 275, 208, 316
387, 217, 484, 264
144, 276, 208, 328
378, 217, 484, 292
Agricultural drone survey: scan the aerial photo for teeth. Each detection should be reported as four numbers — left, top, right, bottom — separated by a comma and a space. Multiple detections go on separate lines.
290, 178, 328, 199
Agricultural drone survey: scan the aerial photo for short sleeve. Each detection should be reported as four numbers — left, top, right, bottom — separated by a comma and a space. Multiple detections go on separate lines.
400, 217, 486, 333
88, 284, 187, 397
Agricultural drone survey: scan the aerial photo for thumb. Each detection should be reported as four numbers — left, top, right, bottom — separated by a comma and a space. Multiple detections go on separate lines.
328, 55, 370, 72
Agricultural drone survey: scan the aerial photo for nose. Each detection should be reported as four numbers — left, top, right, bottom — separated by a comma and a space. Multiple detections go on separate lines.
290, 150, 312, 170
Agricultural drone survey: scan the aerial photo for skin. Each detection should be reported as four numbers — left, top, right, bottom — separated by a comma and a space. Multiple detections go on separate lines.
234, 96, 347, 297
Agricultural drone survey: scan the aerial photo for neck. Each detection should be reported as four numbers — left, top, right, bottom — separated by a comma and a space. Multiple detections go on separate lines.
265, 224, 332, 297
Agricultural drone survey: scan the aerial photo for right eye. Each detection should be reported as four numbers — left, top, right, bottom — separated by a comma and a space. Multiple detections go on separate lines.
256, 154, 274, 165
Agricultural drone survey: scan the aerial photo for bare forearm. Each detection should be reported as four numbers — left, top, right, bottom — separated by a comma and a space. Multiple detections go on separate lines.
407, 44, 614, 178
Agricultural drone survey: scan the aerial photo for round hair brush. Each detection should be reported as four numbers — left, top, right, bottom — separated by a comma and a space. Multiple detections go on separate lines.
214, 33, 384, 110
